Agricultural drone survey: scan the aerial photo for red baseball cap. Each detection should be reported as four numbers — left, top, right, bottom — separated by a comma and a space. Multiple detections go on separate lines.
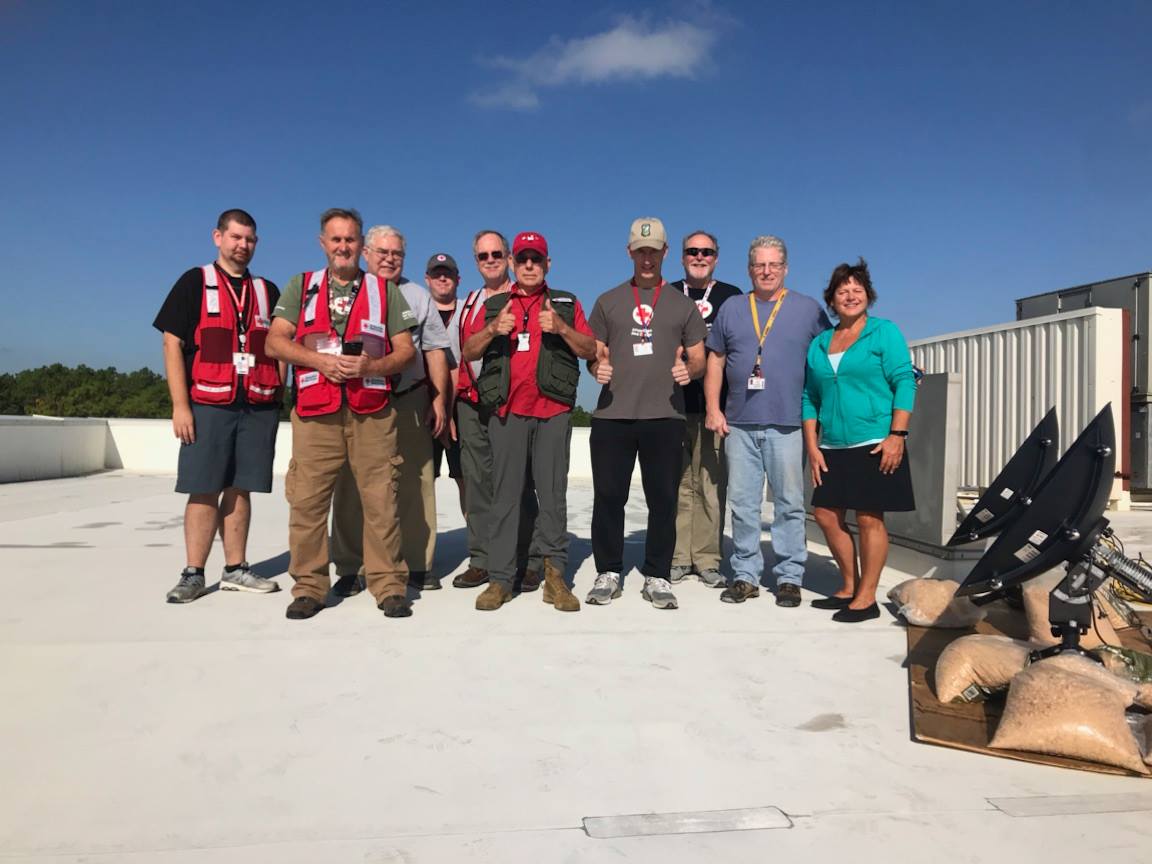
512, 231, 548, 257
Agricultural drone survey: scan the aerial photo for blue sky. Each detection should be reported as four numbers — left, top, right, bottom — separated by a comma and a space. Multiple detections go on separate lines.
2, 0, 1149, 408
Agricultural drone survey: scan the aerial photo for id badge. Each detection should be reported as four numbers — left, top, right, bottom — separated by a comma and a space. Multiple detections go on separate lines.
305, 334, 342, 355
747, 376, 766, 391
517, 332, 531, 352
633, 342, 653, 357
233, 352, 254, 374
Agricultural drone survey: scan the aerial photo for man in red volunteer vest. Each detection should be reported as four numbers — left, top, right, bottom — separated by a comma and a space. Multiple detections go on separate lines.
154, 208, 285, 604
450, 230, 542, 591
266, 208, 417, 620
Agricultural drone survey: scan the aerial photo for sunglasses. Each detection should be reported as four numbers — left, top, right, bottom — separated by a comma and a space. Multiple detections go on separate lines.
475, 250, 506, 262
684, 247, 717, 258
514, 252, 545, 265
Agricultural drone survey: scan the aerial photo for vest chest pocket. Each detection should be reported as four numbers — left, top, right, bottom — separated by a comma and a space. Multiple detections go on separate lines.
198, 327, 234, 364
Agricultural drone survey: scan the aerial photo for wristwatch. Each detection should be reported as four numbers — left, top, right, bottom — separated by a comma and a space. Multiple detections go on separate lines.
889, 429, 909, 438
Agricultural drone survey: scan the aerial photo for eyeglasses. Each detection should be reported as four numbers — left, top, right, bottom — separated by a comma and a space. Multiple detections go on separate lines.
475, 250, 506, 262
514, 252, 545, 265
752, 262, 786, 272
684, 247, 717, 258
369, 248, 405, 259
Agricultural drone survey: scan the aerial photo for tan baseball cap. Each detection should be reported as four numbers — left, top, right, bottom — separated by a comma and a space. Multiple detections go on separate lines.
628, 217, 667, 251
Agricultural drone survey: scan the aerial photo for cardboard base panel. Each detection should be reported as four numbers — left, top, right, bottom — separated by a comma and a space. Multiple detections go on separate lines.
907, 603, 1152, 777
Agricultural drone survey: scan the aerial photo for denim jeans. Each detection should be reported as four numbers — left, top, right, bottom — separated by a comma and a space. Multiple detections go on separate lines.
725, 424, 807, 587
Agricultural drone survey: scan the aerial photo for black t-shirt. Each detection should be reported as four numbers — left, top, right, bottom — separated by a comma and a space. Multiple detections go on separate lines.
668, 279, 743, 414
152, 266, 281, 390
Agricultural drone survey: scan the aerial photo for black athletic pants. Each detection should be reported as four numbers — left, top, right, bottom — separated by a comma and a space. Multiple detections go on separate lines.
590, 417, 685, 579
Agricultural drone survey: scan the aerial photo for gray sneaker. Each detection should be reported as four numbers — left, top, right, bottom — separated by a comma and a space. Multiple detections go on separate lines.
669, 565, 693, 583
642, 577, 678, 610
586, 572, 621, 605
698, 568, 725, 588
166, 567, 206, 604
220, 563, 280, 594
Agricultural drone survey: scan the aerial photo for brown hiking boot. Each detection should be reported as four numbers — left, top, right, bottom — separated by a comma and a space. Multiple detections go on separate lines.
453, 566, 489, 589
541, 558, 580, 612
475, 581, 513, 611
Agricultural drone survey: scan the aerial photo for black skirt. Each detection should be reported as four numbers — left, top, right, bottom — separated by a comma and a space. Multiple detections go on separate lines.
810, 444, 915, 513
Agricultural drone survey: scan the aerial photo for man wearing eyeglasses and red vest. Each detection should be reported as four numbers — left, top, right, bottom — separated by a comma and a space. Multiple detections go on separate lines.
266, 208, 417, 620
449, 229, 542, 592
461, 231, 596, 611
155, 208, 286, 604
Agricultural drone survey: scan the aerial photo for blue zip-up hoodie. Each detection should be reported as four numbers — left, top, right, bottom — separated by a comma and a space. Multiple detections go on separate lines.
801, 316, 916, 447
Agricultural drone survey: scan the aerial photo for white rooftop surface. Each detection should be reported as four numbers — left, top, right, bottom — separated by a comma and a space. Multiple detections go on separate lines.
3, 472, 1152, 863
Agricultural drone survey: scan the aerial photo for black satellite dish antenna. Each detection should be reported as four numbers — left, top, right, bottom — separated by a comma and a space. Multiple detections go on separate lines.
956, 404, 1152, 661
947, 407, 1058, 546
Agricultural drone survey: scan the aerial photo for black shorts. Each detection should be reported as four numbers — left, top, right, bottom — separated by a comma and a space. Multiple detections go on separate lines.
810, 444, 915, 513
175, 398, 280, 495
433, 436, 462, 479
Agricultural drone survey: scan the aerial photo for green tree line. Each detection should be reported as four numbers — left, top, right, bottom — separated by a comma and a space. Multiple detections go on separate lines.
0, 363, 595, 425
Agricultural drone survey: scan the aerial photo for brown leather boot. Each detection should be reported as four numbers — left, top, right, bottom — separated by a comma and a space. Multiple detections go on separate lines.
475, 581, 513, 611
453, 566, 489, 589
541, 558, 580, 612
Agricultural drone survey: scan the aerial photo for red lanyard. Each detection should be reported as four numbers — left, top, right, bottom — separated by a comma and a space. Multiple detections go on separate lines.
216, 266, 251, 335
632, 281, 663, 342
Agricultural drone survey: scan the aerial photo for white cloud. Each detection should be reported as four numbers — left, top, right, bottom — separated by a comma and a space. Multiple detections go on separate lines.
470, 16, 719, 110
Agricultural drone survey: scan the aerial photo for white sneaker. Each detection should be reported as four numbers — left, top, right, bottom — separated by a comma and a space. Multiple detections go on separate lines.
669, 565, 693, 583
643, 577, 678, 610
220, 563, 280, 594
586, 572, 621, 605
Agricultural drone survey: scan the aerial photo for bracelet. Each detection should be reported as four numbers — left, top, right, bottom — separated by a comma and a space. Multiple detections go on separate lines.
889, 429, 909, 438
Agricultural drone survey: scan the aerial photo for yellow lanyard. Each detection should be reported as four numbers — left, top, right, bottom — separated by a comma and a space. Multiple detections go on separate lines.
749, 289, 787, 368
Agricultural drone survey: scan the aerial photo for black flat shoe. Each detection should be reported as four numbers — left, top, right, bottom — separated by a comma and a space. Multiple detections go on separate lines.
832, 603, 880, 623
811, 595, 852, 610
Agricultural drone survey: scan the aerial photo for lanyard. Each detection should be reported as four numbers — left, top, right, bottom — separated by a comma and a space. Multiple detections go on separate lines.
216, 266, 251, 340
326, 269, 363, 315
682, 279, 715, 306
512, 285, 545, 332
632, 281, 663, 342
749, 289, 788, 368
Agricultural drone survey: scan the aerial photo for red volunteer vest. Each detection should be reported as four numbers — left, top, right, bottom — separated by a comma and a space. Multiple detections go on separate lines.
455, 288, 487, 404
189, 264, 280, 405
293, 270, 392, 417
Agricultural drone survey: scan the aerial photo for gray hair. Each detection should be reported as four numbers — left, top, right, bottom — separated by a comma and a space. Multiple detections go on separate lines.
747, 235, 788, 267
473, 229, 509, 253
682, 229, 719, 254
365, 224, 405, 250
320, 208, 363, 233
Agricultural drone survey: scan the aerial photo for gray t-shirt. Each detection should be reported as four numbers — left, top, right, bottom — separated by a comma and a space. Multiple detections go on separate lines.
705, 289, 831, 427
589, 280, 708, 420
395, 278, 451, 391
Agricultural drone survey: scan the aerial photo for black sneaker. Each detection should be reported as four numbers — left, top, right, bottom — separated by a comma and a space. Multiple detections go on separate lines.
286, 597, 325, 620
332, 574, 364, 597
775, 583, 802, 607
721, 581, 760, 604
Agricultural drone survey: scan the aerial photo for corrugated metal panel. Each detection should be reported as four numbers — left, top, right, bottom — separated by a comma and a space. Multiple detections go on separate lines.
909, 308, 1125, 496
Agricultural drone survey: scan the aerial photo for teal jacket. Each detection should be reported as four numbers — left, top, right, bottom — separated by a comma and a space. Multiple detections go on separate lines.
801, 316, 916, 447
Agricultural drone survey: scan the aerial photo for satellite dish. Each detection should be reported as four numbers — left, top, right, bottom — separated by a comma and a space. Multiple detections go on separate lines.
947, 407, 1059, 546
955, 404, 1114, 597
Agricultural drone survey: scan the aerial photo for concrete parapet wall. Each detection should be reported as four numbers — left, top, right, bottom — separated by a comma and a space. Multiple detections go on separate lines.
1, 416, 598, 481
0, 416, 110, 482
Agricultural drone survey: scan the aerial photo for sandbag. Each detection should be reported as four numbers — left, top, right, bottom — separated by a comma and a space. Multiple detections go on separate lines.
887, 578, 985, 628
1028, 653, 1138, 707
934, 634, 1033, 703
1099, 646, 1152, 709
1022, 579, 1119, 648
990, 663, 1149, 774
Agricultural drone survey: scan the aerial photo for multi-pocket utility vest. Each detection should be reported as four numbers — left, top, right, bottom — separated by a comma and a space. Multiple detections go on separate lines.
189, 264, 280, 405
476, 289, 581, 412
292, 270, 392, 417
